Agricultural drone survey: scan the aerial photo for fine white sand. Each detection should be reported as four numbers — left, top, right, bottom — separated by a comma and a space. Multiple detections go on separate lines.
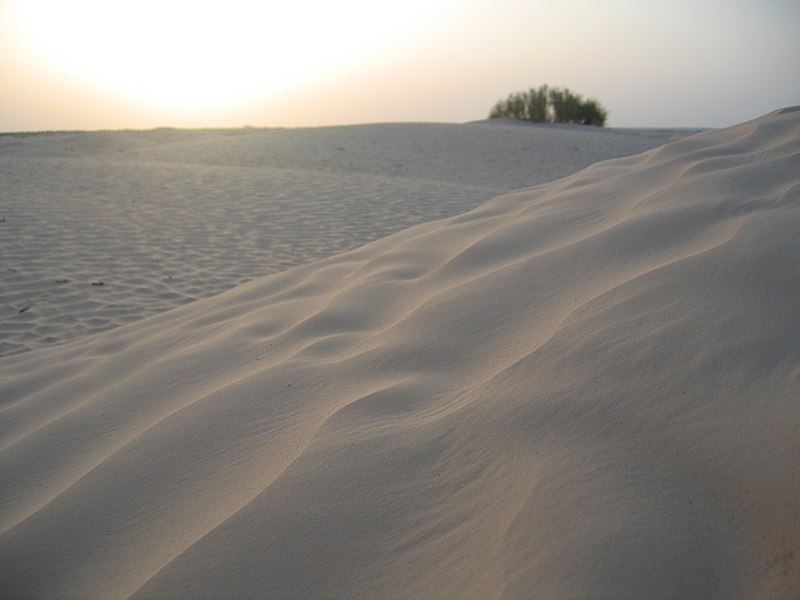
1, 109, 798, 598
0, 122, 679, 356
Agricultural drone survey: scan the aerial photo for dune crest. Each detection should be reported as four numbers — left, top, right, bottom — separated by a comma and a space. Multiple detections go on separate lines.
1, 109, 799, 598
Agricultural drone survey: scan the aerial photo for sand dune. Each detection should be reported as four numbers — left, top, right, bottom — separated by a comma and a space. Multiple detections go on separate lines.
0, 122, 674, 356
1, 109, 799, 598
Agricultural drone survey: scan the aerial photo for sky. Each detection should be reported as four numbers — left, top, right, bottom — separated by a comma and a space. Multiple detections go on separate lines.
1, 0, 798, 131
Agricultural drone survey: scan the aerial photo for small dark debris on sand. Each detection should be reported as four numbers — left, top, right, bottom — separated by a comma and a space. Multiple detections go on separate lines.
91, 281, 104, 286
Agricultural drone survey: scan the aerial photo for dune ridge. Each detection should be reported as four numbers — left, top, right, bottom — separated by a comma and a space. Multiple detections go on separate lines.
1, 109, 799, 598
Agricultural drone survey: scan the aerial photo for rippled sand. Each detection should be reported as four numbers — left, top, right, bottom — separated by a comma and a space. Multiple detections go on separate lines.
1, 111, 797, 598
0, 122, 676, 355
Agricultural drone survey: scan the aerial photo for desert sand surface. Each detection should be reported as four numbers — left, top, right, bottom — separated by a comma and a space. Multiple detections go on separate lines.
1, 108, 799, 599
0, 121, 679, 356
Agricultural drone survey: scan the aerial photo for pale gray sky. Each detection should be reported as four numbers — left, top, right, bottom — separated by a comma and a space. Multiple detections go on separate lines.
1, 0, 798, 131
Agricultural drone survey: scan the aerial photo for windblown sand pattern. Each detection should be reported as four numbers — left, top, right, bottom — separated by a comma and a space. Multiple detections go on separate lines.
0, 109, 798, 598
0, 122, 674, 356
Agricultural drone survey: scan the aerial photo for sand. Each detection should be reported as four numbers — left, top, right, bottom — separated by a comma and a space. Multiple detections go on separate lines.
0, 109, 798, 598
0, 122, 678, 356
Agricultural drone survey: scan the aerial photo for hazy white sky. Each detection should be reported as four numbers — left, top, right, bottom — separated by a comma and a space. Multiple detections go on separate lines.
1, 0, 798, 131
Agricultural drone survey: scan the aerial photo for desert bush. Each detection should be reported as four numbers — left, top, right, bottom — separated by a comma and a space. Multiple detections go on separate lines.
489, 85, 608, 126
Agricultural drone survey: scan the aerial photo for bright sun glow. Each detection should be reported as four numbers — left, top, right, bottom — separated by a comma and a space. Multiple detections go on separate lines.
7, 0, 452, 115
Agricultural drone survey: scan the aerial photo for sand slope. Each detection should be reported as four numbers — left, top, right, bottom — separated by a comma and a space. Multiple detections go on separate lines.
1, 109, 799, 598
0, 122, 674, 356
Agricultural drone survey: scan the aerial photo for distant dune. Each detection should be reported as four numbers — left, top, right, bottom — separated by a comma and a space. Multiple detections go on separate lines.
0, 122, 675, 356
1, 109, 798, 598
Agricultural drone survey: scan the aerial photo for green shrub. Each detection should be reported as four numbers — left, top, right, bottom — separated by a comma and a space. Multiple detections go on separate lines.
489, 85, 608, 126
